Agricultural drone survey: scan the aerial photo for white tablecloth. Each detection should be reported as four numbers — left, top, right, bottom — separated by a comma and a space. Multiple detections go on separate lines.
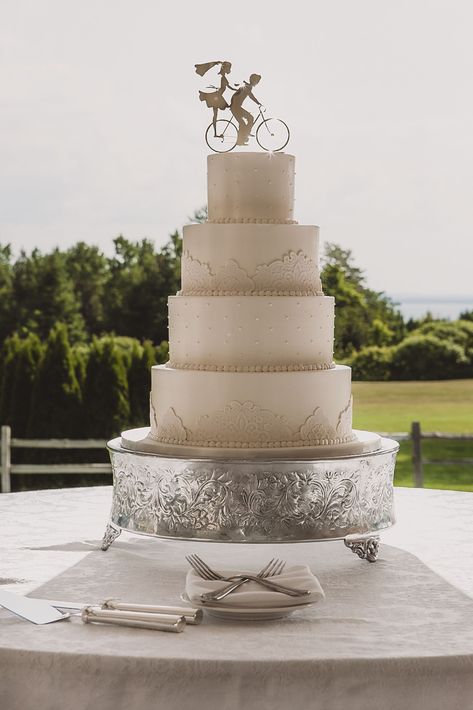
1, 486, 473, 710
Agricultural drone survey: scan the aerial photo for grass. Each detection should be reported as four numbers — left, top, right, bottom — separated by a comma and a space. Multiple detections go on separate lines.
352, 379, 473, 433
352, 379, 473, 492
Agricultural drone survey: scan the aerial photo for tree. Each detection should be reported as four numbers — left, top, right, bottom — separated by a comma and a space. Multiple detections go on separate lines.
64, 242, 109, 334
103, 236, 181, 343
321, 243, 404, 358
414, 321, 471, 349
155, 340, 169, 363
321, 243, 365, 284
0, 245, 14, 342
188, 206, 207, 224
82, 337, 130, 437
128, 340, 156, 426
0, 334, 21, 426
8, 333, 43, 435
11, 249, 86, 342
27, 323, 82, 437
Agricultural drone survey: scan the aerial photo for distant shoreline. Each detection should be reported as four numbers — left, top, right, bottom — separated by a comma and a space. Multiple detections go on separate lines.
387, 294, 473, 320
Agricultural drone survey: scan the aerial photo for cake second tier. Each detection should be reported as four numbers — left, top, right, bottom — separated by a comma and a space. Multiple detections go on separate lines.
168, 294, 334, 370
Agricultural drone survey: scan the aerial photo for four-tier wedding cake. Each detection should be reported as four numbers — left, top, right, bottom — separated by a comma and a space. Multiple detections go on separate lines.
122, 151, 381, 459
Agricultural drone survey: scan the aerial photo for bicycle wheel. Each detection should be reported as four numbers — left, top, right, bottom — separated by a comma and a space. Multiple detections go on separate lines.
205, 120, 238, 153
256, 118, 290, 152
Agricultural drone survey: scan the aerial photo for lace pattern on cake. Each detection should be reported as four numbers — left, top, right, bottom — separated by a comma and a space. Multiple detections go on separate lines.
181, 250, 323, 296
253, 251, 322, 293
215, 260, 254, 292
150, 394, 158, 429
158, 407, 189, 442
150, 397, 354, 448
336, 396, 353, 434
195, 401, 294, 444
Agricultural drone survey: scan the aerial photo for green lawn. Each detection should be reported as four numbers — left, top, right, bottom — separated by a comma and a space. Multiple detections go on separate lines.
352, 379, 473, 492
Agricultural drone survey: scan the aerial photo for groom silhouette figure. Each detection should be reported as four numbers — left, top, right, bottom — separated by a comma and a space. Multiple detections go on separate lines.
230, 74, 262, 146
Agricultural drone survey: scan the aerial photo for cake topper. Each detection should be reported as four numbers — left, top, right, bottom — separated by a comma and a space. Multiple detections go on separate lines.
195, 61, 290, 153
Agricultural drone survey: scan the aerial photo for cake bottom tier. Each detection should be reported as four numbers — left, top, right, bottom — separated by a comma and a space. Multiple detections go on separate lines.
142, 364, 375, 457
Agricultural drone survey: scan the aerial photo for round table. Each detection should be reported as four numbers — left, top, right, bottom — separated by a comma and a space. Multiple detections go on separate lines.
1, 486, 473, 710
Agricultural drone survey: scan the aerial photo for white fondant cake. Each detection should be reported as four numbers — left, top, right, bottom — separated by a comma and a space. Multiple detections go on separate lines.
125, 151, 381, 458
180, 223, 322, 295
207, 152, 295, 224
149, 365, 353, 448
168, 295, 334, 369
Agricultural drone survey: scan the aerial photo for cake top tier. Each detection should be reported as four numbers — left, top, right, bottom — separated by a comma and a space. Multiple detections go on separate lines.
207, 152, 296, 224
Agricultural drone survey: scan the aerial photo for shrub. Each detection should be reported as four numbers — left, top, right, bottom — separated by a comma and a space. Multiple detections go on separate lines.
28, 323, 81, 437
128, 340, 157, 427
350, 346, 393, 381
8, 333, 43, 435
414, 321, 469, 348
82, 337, 130, 438
155, 340, 169, 363
390, 334, 471, 380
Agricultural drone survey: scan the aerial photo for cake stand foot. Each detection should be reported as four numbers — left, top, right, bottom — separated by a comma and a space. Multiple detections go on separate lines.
101, 522, 121, 551
344, 534, 380, 562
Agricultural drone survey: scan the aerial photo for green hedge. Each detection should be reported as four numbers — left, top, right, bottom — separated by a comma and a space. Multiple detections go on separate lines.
350, 345, 393, 381
390, 334, 471, 380
0, 324, 167, 438
351, 324, 473, 381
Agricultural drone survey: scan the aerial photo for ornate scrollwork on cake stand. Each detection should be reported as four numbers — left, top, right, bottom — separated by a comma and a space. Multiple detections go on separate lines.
102, 437, 398, 561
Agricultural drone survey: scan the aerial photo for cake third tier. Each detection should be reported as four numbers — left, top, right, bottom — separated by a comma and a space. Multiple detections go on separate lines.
168, 294, 334, 370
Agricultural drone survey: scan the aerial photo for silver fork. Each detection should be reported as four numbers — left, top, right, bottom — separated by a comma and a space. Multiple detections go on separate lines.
201, 558, 286, 603
186, 554, 310, 599
187, 555, 294, 601
186, 555, 280, 587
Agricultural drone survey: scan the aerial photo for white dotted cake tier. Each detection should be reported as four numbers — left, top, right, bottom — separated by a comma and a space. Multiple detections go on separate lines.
180, 223, 321, 296
149, 364, 354, 449
168, 295, 334, 370
207, 152, 295, 223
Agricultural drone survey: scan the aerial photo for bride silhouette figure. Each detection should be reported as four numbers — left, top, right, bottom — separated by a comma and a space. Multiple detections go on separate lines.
196, 62, 290, 153
195, 61, 238, 137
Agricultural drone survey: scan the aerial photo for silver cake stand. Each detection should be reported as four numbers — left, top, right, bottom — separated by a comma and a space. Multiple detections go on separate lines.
101, 436, 399, 563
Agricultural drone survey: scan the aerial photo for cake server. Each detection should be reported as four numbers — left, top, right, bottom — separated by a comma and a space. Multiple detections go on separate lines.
43, 598, 202, 625
0, 589, 65, 625
0, 590, 185, 632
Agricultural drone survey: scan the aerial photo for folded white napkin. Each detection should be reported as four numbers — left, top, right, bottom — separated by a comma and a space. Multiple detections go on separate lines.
186, 564, 325, 609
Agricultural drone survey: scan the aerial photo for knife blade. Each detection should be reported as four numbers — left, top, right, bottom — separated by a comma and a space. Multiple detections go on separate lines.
0, 589, 69, 624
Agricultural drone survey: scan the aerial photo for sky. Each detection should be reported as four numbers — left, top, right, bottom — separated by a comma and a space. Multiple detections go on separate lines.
1, 0, 473, 297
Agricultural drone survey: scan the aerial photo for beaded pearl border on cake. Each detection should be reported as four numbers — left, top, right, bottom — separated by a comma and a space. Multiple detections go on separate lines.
149, 433, 357, 448
177, 289, 325, 297
207, 217, 298, 224
166, 361, 336, 372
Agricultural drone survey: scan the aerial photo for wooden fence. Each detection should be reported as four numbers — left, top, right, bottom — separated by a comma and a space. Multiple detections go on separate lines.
0, 425, 110, 494
1, 423, 472, 493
